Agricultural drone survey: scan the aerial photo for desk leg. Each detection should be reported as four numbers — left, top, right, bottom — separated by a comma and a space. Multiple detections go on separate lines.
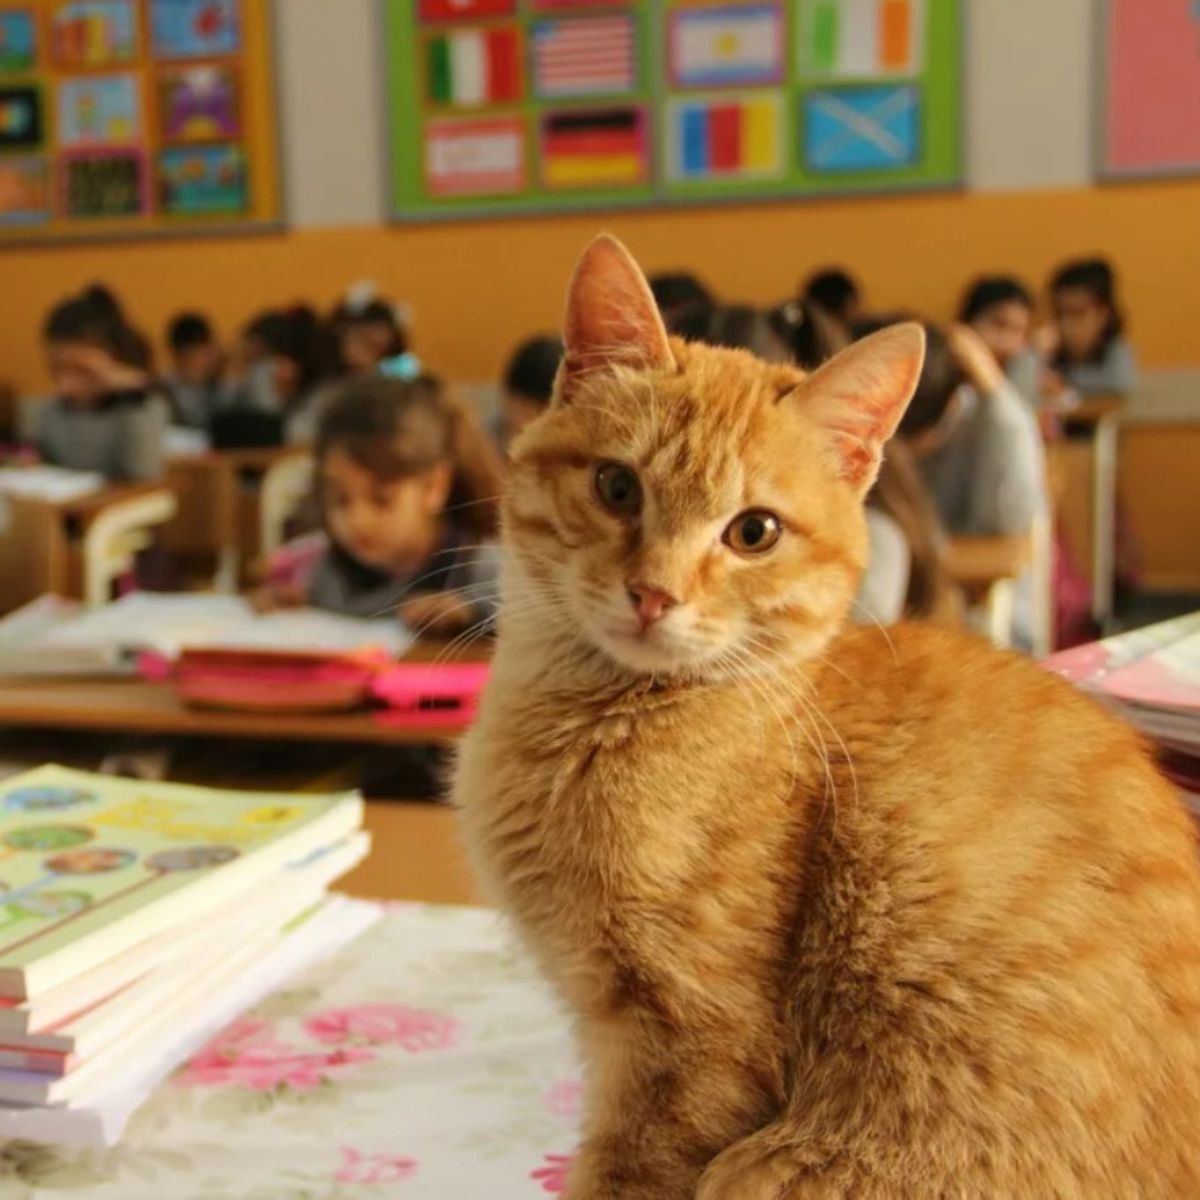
214, 546, 239, 593
1092, 416, 1119, 631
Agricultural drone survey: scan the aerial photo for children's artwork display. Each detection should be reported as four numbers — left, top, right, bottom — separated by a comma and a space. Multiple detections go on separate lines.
0, 0, 280, 243
1099, 0, 1200, 179
386, 0, 961, 218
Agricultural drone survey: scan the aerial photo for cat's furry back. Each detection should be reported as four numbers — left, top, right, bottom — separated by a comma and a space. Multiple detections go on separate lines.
454, 237, 1200, 1199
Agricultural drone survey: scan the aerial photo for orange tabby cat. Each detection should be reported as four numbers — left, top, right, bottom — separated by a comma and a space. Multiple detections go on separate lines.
454, 236, 1200, 1199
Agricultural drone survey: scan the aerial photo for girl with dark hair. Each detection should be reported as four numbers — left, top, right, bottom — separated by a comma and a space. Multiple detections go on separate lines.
36, 284, 168, 481
331, 290, 408, 377
221, 305, 333, 445
255, 373, 505, 635
1044, 258, 1137, 396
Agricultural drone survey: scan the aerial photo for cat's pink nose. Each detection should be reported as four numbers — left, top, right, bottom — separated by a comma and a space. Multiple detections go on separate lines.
626, 582, 678, 629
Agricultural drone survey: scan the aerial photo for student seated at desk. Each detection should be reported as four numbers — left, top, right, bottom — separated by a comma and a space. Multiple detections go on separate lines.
217, 307, 331, 447
255, 373, 505, 636
864, 318, 1046, 644
36, 285, 169, 482
959, 276, 1041, 407
500, 335, 563, 448
330, 287, 408, 378
164, 311, 228, 431
1043, 258, 1137, 398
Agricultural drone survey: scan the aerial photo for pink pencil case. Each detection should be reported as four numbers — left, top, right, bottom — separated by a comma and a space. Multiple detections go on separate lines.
169, 648, 391, 713
142, 650, 489, 719
370, 662, 489, 720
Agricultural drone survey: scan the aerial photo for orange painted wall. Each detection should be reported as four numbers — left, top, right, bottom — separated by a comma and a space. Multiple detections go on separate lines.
4, 179, 1198, 393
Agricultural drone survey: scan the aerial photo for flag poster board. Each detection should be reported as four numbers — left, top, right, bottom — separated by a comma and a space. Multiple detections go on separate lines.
0, 0, 282, 244
385, 0, 961, 219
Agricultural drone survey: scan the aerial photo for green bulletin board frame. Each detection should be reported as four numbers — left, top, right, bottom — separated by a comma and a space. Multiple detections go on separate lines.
385, 0, 961, 221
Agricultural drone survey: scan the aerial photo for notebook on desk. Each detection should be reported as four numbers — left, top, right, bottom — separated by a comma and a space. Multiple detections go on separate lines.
0, 467, 104, 504
0, 593, 412, 675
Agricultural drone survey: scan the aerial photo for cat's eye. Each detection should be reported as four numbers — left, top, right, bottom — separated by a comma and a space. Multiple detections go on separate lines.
594, 462, 642, 517
725, 510, 782, 555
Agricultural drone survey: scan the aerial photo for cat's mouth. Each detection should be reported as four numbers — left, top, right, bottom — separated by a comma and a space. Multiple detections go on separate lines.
589, 615, 716, 676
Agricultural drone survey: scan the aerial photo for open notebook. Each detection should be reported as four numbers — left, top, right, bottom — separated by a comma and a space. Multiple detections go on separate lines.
0, 467, 104, 504
1045, 612, 1200, 756
0, 593, 412, 675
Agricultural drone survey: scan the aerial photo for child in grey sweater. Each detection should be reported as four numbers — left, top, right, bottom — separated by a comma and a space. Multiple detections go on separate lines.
37, 285, 168, 482
1045, 258, 1137, 397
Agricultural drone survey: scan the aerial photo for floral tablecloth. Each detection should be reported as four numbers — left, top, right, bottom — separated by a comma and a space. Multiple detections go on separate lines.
0, 904, 581, 1199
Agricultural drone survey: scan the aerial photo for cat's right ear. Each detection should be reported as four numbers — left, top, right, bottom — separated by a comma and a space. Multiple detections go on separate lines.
792, 322, 926, 495
558, 234, 676, 403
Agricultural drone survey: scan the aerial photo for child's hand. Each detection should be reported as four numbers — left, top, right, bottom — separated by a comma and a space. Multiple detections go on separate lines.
946, 323, 1004, 394
1033, 323, 1060, 359
73, 346, 149, 393
249, 582, 307, 614
401, 592, 472, 637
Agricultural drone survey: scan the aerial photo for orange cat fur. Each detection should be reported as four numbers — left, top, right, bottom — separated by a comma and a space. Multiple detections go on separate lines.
454, 236, 1200, 1199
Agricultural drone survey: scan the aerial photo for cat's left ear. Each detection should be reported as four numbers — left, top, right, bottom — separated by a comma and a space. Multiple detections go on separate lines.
559, 234, 676, 402
791, 322, 926, 494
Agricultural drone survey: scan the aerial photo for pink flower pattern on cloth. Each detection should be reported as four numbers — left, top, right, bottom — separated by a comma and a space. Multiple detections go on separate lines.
335, 1146, 419, 1185
304, 1003, 461, 1052
177, 1017, 374, 1092
531, 1153, 574, 1194
542, 1079, 583, 1118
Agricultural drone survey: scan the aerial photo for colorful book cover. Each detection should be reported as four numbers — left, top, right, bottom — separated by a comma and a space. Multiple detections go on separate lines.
0, 767, 361, 998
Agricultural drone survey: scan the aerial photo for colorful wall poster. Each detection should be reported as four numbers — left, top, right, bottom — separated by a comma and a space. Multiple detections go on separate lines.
423, 25, 521, 107
0, 155, 49, 222
151, 0, 240, 60
160, 63, 240, 141
0, 0, 279, 244
62, 149, 146, 218
419, 0, 513, 19
424, 115, 525, 196
0, 84, 40, 149
667, 93, 782, 181
0, 8, 35, 73
797, 0, 926, 78
668, 4, 784, 89
803, 83, 919, 172
540, 106, 647, 188
386, 0, 960, 218
51, 0, 139, 67
1101, 0, 1200, 178
159, 143, 245, 213
531, 14, 637, 99
57, 73, 141, 146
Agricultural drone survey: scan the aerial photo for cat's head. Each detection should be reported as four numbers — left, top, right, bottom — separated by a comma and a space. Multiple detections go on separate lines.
503, 235, 924, 680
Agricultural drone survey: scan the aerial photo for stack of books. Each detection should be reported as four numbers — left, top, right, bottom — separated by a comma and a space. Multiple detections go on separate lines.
0, 765, 376, 1145
1046, 612, 1200, 810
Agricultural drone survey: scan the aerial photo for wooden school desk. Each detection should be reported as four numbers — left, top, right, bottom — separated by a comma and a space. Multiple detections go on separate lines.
0, 483, 174, 615
163, 446, 311, 590
0, 677, 473, 745
1047, 395, 1124, 630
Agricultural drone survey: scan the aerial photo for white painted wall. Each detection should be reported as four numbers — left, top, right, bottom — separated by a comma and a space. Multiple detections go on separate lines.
276, 0, 388, 227
273, 0, 1098, 229
966, 0, 1096, 190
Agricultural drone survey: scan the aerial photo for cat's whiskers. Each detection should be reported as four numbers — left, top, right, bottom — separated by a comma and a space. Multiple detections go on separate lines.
849, 600, 900, 665
721, 643, 802, 793
741, 635, 842, 828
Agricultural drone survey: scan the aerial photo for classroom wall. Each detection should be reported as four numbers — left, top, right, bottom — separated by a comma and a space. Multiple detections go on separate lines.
3, 0, 1198, 391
